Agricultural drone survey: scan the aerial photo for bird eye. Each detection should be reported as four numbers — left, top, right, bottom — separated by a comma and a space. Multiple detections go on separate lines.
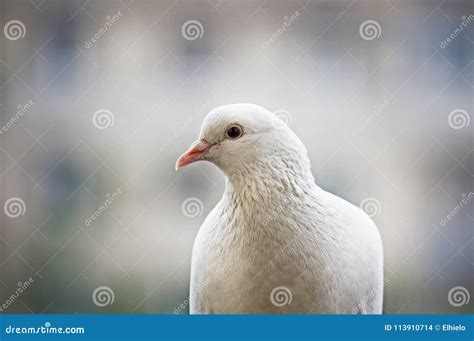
225, 125, 243, 139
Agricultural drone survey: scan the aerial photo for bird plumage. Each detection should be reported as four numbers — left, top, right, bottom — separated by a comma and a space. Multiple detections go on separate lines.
178, 103, 384, 314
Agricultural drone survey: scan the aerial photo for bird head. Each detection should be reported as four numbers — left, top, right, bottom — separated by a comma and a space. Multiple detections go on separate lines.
176, 103, 309, 177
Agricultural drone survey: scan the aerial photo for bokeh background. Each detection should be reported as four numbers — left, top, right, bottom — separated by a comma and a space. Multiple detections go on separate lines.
0, 0, 472, 314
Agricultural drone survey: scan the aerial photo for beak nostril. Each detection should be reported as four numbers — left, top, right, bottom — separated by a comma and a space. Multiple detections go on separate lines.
175, 139, 212, 170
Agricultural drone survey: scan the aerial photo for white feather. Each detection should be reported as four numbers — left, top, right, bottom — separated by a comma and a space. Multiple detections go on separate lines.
188, 103, 384, 314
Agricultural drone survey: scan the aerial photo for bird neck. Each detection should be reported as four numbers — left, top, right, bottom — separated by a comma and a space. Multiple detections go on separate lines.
223, 156, 318, 207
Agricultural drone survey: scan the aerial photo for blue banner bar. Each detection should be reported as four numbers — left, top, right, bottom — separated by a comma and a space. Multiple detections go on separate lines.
0, 314, 472, 340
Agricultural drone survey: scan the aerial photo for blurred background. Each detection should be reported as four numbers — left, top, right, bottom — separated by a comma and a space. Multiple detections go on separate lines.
0, 0, 472, 314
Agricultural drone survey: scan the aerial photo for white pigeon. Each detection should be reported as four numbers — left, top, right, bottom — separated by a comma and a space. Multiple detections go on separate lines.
176, 103, 384, 314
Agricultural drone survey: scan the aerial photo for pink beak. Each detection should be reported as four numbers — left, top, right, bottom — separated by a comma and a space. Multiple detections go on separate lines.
175, 140, 212, 170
